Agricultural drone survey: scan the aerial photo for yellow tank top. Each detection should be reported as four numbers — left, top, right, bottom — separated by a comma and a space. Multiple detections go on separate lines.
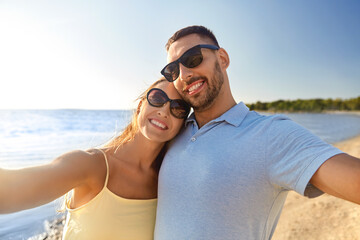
62, 150, 157, 240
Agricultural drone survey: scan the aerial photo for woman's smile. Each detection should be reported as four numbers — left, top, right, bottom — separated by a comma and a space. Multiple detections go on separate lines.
149, 118, 169, 130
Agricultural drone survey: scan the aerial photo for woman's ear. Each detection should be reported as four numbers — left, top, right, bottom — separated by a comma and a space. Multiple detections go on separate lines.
218, 48, 230, 70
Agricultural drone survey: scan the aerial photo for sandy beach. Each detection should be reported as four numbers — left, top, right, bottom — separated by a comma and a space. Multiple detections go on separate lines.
272, 135, 360, 240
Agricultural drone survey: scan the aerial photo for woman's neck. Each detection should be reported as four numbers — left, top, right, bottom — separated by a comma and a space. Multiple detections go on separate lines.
113, 133, 165, 170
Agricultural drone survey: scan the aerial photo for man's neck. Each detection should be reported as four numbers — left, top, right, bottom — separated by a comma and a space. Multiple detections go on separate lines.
194, 95, 236, 128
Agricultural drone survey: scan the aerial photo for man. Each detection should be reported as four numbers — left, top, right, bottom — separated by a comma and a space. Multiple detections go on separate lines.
154, 25, 360, 240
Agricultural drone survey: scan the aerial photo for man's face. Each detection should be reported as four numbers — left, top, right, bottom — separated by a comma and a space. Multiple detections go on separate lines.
167, 34, 224, 112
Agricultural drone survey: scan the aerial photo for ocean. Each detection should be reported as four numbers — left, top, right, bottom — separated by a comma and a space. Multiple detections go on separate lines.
0, 109, 360, 239
0, 109, 133, 240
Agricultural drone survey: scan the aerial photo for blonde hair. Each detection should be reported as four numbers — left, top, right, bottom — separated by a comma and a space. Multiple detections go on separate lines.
104, 77, 167, 149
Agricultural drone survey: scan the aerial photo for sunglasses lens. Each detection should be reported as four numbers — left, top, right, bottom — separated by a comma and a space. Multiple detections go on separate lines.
147, 89, 168, 106
181, 49, 203, 68
170, 100, 189, 119
163, 63, 179, 82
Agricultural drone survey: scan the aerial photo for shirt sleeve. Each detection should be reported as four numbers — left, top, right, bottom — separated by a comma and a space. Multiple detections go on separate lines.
266, 115, 343, 196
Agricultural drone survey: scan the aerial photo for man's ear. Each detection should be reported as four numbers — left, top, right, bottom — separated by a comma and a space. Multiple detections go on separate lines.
137, 100, 143, 114
218, 48, 230, 70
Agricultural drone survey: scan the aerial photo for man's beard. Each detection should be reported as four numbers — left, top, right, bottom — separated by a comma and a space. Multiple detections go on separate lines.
183, 60, 224, 112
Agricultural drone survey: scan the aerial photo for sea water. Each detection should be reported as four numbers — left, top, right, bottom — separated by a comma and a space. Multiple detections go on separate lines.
0, 109, 133, 239
0, 109, 360, 239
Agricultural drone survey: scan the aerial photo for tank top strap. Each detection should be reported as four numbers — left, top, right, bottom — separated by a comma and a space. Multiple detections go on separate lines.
97, 149, 110, 188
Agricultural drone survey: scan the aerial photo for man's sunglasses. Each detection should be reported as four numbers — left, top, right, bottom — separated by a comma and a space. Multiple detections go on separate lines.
146, 88, 190, 119
161, 44, 220, 82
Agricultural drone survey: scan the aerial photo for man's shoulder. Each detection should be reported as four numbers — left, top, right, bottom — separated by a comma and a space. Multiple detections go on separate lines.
243, 111, 291, 127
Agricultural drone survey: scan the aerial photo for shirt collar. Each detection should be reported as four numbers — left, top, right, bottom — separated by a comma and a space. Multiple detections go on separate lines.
185, 102, 249, 127
185, 112, 196, 126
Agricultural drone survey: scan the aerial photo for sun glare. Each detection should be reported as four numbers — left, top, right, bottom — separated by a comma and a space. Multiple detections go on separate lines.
0, 10, 116, 109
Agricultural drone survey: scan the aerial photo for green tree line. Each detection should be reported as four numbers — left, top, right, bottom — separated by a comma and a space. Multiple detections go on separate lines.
247, 96, 360, 112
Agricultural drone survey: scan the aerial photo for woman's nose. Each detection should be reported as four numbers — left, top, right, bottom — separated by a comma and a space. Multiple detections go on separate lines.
156, 102, 170, 118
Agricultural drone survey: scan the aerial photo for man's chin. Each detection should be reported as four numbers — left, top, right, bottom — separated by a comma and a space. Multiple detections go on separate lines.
191, 99, 215, 112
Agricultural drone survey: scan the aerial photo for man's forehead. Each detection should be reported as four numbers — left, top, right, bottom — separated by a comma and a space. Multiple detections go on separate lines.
166, 34, 209, 62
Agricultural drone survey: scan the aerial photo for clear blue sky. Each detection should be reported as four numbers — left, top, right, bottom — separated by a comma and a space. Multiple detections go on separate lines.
0, 0, 359, 109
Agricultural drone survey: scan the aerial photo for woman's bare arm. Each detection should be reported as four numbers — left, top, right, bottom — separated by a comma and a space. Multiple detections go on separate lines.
0, 150, 103, 213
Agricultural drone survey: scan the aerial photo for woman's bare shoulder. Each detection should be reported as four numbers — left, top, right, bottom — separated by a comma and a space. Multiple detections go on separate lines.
55, 149, 104, 163
52, 149, 107, 180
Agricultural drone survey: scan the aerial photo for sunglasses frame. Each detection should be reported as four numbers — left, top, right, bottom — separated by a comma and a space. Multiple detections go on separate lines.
146, 88, 190, 119
161, 44, 220, 82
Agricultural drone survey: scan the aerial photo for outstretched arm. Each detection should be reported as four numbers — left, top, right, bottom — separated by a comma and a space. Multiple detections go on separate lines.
310, 153, 360, 204
0, 150, 101, 214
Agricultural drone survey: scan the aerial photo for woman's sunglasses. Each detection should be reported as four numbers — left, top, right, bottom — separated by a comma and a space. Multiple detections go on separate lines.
161, 44, 220, 82
146, 88, 190, 119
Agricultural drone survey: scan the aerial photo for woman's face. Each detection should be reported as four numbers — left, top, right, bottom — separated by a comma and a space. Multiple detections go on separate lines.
137, 81, 187, 143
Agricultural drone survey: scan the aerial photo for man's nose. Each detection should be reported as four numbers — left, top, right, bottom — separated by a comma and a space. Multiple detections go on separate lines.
178, 63, 193, 82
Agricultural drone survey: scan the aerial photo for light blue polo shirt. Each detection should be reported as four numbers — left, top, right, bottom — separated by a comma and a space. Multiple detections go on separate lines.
155, 102, 342, 240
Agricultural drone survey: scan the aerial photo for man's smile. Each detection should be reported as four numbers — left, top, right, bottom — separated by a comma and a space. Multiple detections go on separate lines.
184, 79, 206, 95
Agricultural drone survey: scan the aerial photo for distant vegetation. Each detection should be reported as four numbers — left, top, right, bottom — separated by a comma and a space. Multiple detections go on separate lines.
247, 96, 360, 112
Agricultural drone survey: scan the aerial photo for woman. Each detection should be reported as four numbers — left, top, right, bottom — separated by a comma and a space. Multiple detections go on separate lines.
0, 78, 190, 239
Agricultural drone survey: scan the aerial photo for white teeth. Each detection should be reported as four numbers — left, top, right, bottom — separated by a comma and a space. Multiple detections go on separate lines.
188, 82, 203, 92
150, 119, 166, 129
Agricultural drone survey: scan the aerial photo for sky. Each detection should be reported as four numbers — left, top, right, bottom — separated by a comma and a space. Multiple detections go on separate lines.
0, 0, 359, 110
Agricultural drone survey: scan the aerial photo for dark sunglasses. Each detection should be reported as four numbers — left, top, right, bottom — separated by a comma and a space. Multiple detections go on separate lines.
146, 88, 190, 119
161, 44, 220, 82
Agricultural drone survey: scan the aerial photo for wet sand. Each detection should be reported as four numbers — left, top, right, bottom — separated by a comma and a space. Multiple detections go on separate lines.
272, 135, 360, 240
